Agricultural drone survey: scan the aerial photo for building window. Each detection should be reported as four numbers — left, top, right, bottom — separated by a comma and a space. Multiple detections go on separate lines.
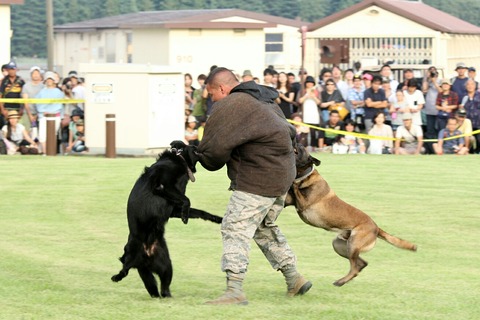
126, 32, 133, 63
106, 33, 116, 63
265, 33, 283, 52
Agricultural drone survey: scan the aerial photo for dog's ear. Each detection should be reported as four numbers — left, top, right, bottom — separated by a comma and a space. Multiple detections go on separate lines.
170, 140, 187, 150
310, 156, 321, 166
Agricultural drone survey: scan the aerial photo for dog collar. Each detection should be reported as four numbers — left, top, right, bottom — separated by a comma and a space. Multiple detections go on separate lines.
294, 165, 315, 184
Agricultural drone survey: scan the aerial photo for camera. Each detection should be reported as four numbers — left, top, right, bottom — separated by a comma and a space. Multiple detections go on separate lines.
430, 71, 438, 78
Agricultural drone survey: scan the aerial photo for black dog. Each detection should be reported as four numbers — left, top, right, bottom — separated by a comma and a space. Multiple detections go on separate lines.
111, 141, 222, 298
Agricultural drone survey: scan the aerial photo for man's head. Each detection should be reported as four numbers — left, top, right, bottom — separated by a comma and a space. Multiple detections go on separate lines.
263, 68, 274, 85
329, 110, 340, 124
455, 108, 467, 122
455, 63, 468, 77
242, 70, 253, 82
446, 117, 458, 131
403, 68, 413, 80
332, 65, 342, 81
441, 78, 451, 91
353, 74, 362, 88
466, 79, 476, 93
371, 75, 382, 92
468, 67, 476, 80
407, 79, 418, 93
380, 64, 392, 78
30, 66, 42, 81
44, 71, 56, 87
197, 74, 207, 86
5, 61, 17, 77
205, 67, 239, 102
402, 113, 413, 128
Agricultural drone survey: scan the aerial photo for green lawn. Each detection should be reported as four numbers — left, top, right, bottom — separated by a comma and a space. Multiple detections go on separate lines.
1, 154, 479, 320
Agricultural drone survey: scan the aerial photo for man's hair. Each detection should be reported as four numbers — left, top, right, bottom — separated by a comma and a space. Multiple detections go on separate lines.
205, 67, 238, 88
330, 109, 340, 116
263, 68, 274, 76
372, 75, 383, 83
380, 64, 391, 72
197, 74, 207, 81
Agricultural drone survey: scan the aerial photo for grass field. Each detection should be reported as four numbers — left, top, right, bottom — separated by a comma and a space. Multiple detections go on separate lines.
1, 153, 479, 320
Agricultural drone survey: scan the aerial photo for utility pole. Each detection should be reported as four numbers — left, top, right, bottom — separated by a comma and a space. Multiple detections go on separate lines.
46, 0, 54, 71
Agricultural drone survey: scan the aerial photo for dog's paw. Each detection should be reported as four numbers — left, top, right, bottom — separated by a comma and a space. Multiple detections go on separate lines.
111, 274, 122, 282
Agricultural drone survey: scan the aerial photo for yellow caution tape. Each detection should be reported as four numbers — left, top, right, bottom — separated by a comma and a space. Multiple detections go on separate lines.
0, 98, 85, 104
287, 119, 480, 143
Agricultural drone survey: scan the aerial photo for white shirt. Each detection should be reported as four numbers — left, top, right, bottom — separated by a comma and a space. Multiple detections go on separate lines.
403, 90, 425, 126
302, 99, 320, 124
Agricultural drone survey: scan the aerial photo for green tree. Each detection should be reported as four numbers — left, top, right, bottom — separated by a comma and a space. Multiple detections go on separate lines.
105, 0, 121, 16
299, 0, 328, 22
137, 0, 154, 11
11, 0, 46, 58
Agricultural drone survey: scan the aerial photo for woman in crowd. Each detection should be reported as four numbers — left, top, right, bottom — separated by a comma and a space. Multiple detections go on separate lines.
367, 111, 393, 154
320, 78, 345, 122
1, 110, 37, 152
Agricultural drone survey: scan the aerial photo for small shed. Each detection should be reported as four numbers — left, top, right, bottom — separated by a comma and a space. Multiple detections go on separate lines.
79, 63, 184, 155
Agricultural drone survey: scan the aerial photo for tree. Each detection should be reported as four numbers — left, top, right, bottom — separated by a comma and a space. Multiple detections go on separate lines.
137, 0, 154, 11
299, 0, 328, 22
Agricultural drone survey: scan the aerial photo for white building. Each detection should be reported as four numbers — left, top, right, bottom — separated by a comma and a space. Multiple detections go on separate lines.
54, 9, 306, 80
305, 0, 480, 78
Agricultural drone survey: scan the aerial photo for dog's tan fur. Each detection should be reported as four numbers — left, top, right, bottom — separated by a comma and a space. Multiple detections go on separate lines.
285, 145, 417, 286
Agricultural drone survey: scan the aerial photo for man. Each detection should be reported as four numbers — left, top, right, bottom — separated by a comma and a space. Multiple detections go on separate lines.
0, 61, 25, 127
455, 108, 474, 151
68, 71, 85, 110
433, 117, 468, 155
461, 79, 480, 153
318, 110, 343, 150
332, 65, 348, 100
435, 79, 459, 132
241, 70, 253, 82
394, 113, 424, 155
21, 66, 44, 132
364, 75, 388, 132
347, 74, 365, 129
397, 69, 420, 91
197, 67, 311, 305
262, 68, 275, 87
403, 79, 425, 127
380, 64, 399, 93
451, 62, 469, 102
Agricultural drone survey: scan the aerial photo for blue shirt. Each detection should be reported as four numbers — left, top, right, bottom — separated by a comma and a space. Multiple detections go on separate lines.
35, 87, 65, 118
451, 77, 468, 103
438, 129, 464, 151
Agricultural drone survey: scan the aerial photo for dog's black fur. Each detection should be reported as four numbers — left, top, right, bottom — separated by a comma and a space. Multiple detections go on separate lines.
111, 141, 222, 298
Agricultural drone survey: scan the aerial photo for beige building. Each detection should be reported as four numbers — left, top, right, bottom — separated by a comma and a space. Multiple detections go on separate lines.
305, 0, 480, 78
54, 9, 305, 79
0, 0, 23, 65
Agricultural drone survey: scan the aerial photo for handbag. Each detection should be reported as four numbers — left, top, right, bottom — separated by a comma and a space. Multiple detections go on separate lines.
329, 103, 349, 120
382, 146, 392, 154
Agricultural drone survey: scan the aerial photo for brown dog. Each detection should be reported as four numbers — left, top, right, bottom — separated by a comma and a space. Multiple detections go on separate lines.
285, 144, 417, 286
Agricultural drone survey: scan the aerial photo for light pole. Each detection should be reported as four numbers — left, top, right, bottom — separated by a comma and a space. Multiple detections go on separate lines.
46, 0, 54, 71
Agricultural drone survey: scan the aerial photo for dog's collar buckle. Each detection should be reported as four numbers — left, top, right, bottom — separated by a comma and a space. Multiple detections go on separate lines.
294, 165, 315, 184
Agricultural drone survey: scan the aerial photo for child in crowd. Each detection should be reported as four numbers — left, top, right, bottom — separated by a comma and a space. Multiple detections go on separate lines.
65, 108, 84, 154
185, 115, 199, 146
390, 90, 408, 132
333, 119, 366, 154
69, 119, 87, 153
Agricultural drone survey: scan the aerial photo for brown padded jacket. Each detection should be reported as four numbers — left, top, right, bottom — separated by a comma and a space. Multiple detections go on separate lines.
197, 81, 296, 197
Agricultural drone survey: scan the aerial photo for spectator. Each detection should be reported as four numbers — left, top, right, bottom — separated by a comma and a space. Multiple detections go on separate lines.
455, 108, 474, 152
435, 79, 459, 131
292, 69, 307, 110
271, 69, 279, 88
332, 118, 365, 154
344, 68, 355, 89
241, 70, 253, 82
184, 115, 199, 146
184, 73, 195, 113
21, 66, 44, 132
275, 72, 295, 119
390, 90, 409, 132
65, 107, 84, 154
298, 76, 321, 151
467, 67, 479, 90
35, 71, 65, 153
332, 65, 348, 100
433, 117, 468, 155
451, 63, 469, 102
0, 64, 8, 81
380, 64, 399, 92
191, 74, 207, 124
1, 110, 37, 152
362, 73, 373, 89
0, 61, 25, 127
318, 109, 343, 151
367, 111, 393, 154
291, 112, 309, 147
263, 68, 275, 87
320, 78, 345, 122
364, 75, 388, 133
403, 79, 425, 127
69, 119, 87, 153
394, 113, 424, 155
318, 68, 332, 89
68, 71, 85, 110
462, 79, 480, 153
382, 78, 394, 125
422, 66, 442, 151
347, 74, 365, 130
397, 68, 420, 91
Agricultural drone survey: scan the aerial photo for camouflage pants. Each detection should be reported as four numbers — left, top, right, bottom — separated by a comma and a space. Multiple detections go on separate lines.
221, 190, 297, 273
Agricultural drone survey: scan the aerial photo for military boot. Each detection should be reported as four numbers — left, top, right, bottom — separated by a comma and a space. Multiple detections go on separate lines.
281, 265, 312, 297
205, 271, 248, 305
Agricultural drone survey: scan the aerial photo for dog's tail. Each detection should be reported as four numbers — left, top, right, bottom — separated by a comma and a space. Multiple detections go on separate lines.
377, 228, 417, 251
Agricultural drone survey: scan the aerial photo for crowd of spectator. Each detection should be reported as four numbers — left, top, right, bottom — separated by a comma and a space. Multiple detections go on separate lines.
0, 61, 87, 155
182, 62, 479, 156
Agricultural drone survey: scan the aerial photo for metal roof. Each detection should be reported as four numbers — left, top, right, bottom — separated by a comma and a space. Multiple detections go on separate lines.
54, 9, 305, 32
308, 0, 480, 35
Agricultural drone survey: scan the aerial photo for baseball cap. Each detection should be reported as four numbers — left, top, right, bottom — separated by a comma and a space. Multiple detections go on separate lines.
44, 71, 56, 81
456, 109, 467, 117
362, 73, 373, 81
5, 61, 17, 69
30, 66, 41, 73
402, 113, 413, 120
468, 67, 476, 72
441, 78, 451, 85
242, 70, 252, 77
